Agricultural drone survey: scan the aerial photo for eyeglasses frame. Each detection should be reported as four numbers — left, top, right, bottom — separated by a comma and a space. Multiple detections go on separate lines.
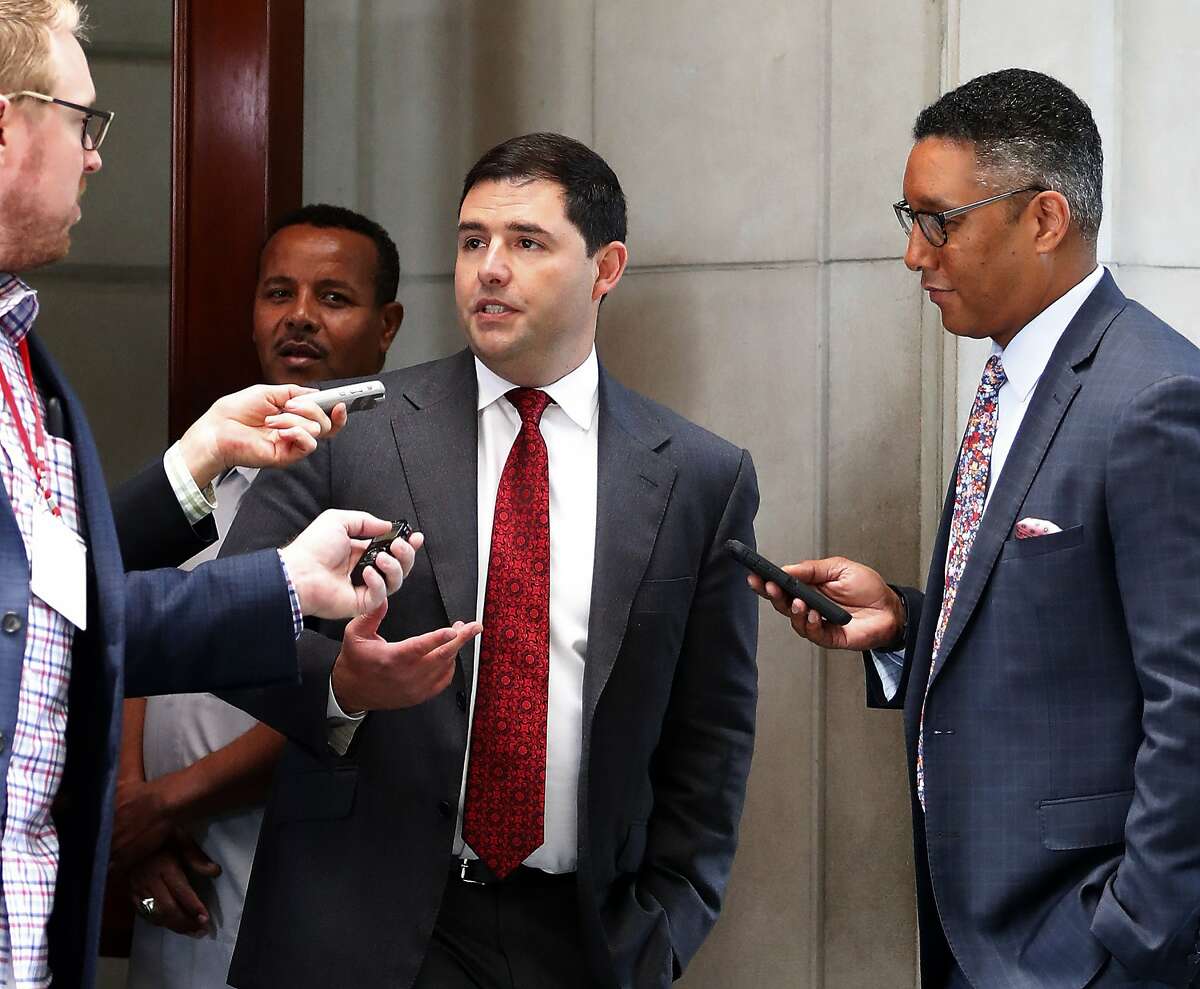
1, 90, 114, 151
893, 185, 1046, 247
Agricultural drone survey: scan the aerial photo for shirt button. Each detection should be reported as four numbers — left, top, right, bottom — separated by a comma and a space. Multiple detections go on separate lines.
438, 800, 453, 819
1, 612, 22, 635
456, 690, 467, 711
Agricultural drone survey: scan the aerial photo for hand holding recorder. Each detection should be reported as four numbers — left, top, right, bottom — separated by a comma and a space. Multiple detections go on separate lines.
744, 551, 906, 652
178, 383, 350, 490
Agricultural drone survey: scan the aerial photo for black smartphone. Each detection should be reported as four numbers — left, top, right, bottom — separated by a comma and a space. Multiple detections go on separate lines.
724, 539, 852, 626
351, 520, 413, 586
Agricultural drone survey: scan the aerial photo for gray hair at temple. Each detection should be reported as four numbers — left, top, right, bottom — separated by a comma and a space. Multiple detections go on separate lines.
913, 68, 1104, 245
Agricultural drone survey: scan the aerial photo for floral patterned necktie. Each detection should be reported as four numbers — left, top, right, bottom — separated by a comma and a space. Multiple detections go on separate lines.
463, 387, 552, 877
917, 354, 1006, 809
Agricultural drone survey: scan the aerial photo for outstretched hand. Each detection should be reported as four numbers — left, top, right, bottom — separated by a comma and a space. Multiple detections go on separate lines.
331, 597, 483, 713
748, 556, 905, 652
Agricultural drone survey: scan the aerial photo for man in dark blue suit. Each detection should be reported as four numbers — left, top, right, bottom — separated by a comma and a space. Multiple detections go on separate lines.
754, 70, 1200, 988
0, 4, 426, 986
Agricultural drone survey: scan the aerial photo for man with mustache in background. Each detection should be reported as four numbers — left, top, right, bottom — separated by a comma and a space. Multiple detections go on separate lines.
115, 204, 405, 989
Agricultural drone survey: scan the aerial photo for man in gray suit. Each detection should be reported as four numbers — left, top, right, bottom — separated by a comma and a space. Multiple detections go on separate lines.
754, 70, 1200, 988
221, 132, 760, 988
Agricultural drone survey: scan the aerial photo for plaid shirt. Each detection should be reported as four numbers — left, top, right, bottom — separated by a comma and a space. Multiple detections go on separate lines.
0, 274, 79, 988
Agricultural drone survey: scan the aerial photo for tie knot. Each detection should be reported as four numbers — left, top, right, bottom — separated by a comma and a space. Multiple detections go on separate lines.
982, 354, 1007, 391
506, 387, 552, 426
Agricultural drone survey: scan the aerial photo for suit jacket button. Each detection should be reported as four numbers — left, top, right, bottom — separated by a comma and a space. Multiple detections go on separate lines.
456, 690, 467, 711
1, 612, 22, 635
438, 800, 453, 818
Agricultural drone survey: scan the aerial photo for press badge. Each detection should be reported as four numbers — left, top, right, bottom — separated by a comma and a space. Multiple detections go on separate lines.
30, 503, 88, 630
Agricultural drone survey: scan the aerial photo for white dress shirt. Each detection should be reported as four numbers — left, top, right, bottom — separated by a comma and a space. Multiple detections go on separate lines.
450, 350, 599, 873
874, 265, 1105, 698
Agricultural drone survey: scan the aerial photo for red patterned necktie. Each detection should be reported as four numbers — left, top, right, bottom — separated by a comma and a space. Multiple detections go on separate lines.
462, 387, 552, 877
917, 354, 1006, 809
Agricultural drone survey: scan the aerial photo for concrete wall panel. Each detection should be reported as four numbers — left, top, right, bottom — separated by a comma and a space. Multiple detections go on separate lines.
600, 264, 821, 987
306, 0, 594, 278
824, 258, 923, 987
1116, 1, 1200, 268
829, 0, 943, 261
595, 0, 823, 267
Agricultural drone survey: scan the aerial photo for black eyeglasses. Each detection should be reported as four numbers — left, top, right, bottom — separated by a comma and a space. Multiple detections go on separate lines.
3, 90, 115, 151
893, 186, 1045, 247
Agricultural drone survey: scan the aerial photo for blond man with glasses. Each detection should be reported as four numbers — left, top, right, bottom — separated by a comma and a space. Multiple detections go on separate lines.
0, 4, 450, 987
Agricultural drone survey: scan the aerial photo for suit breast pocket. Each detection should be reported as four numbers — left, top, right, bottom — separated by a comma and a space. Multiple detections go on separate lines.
999, 523, 1084, 561
272, 767, 358, 824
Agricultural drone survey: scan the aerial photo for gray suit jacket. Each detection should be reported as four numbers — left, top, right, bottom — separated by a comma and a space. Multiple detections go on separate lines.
866, 272, 1200, 988
221, 350, 760, 988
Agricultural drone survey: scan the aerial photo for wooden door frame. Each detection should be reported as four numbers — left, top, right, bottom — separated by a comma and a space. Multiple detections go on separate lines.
169, 0, 305, 439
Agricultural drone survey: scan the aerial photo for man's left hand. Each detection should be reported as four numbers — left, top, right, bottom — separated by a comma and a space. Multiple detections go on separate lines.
279, 511, 420, 619
111, 776, 174, 871
176, 383, 349, 490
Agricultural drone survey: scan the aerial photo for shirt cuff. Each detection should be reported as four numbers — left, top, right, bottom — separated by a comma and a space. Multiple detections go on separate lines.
326, 680, 366, 755
164, 442, 217, 525
870, 649, 906, 702
275, 551, 304, 639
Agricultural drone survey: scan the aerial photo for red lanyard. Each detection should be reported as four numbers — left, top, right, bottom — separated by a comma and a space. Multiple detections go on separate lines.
0, 337, 61, 517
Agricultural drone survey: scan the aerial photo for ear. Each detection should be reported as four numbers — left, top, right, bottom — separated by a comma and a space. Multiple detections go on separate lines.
591, 241, 628, 302
379, 301, 404, 354
1031, 190, 1072, 254
0, 97, 10, 161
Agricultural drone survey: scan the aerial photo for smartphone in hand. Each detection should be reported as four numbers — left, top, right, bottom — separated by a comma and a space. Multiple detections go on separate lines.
725, 539, 852, 626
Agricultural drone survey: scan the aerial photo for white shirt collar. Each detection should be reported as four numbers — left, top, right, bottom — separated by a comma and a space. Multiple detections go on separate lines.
992, 264, 1105, 401
474, 347, 599, 431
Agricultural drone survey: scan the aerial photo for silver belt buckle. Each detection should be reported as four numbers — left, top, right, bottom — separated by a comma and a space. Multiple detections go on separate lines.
459, 857, 487, 885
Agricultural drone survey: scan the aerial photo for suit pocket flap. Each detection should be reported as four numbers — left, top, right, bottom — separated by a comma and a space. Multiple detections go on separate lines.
273, 767, 358, 824
1039, 789, 1131, 850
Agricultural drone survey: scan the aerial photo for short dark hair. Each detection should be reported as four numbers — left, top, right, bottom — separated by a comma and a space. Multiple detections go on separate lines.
265, 203, 400, 305
460, 133, 627, 255
913, 68, 1104, 243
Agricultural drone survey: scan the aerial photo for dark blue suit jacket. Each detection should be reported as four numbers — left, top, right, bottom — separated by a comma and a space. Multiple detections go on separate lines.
867, 272, 1200, 988
0, 333, 299, 988
219, 350, 760, 989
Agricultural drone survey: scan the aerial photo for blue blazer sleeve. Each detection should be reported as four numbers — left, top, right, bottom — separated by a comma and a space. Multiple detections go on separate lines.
122, 548, 299, 698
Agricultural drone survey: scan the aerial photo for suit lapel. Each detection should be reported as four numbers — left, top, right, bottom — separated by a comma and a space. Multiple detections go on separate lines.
390, 350, 479, 679
927, 272, 1126, 687
582, 370, 677, 723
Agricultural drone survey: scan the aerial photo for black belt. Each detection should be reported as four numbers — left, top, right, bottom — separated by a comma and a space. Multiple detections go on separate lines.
452, 857, 575, 887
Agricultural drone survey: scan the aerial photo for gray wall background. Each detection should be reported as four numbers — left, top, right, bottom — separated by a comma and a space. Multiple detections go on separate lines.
50, 0, 1193, 986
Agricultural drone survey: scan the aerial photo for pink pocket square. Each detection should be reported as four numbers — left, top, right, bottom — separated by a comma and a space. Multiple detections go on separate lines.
1014, 517, 1062, 540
